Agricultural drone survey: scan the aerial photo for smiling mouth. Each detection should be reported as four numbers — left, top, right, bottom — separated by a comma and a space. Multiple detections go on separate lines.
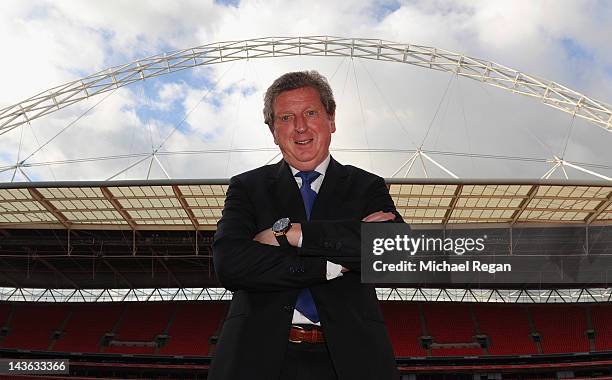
295, 139, 313, 145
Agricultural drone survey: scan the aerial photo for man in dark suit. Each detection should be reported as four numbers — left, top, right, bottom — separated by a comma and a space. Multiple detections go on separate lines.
210, 71, 401, 380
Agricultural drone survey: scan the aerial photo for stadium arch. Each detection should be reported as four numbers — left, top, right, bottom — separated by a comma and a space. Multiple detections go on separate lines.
2, 36, 611, 134
1, 36, 611, 181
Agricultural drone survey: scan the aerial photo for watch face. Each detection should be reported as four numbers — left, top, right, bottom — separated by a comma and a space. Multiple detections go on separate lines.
273, 217, 290, 233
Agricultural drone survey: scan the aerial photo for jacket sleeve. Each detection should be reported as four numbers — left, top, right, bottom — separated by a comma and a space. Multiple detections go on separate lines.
213, 176, 328, 292
299, 176, 406, 271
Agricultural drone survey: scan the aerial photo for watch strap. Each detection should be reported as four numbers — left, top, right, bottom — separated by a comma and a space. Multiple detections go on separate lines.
275, 233, 290, 247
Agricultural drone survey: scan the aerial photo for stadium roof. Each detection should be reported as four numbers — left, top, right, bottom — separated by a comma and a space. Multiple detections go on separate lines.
0, 179, 610, 290
0, 179, 611, 230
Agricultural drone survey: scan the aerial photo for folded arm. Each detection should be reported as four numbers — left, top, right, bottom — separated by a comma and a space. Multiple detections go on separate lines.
299, 176, 404, 264
213, 177, 328, 292
258, 177, 405, 272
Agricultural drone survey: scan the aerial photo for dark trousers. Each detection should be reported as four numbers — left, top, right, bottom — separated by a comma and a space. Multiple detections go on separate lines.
279, 342, 338, 380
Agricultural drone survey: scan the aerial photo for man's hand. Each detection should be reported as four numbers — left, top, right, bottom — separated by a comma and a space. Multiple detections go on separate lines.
362, 210, 396, 222
253, 228, 279, 246
253, 223, 302, 247
286, 223, 301, 246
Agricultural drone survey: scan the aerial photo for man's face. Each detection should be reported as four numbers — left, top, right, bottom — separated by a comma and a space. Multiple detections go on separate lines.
271, 86, 336, 171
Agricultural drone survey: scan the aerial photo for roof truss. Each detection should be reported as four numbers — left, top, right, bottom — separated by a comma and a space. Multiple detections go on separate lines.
2, 286, 610, 303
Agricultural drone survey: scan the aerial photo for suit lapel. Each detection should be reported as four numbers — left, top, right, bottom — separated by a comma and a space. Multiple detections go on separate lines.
311, 157, 349, 220
267, 160, 307, 221
267, 157, 349, 221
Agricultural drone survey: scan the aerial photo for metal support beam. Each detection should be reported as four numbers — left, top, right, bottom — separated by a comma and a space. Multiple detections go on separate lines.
510, 185, 539, 225
392, 151, 418, 177
28, 188, 71, 229
421, 151, 459, 179
393, 149, 459, 179
544, 156, 612, 181
172, 185, 199, 230
101, 187, 137, 229
153, 154, 171, 179
585, 190, 612, 225
563, 160, 612, 181
106, 154, 151, 181
442, 184, 463, 225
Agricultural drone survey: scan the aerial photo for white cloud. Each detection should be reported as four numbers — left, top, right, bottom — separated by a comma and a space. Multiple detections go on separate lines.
0, 0, 610, 182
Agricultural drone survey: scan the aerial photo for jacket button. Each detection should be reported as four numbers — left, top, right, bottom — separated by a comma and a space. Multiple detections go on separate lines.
335, 242, 342, 250
283, 305, 293, 312
324, 241, 331, 248
289, 266, 295, 273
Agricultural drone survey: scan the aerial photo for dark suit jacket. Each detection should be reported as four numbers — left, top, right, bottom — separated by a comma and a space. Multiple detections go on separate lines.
209, 157, 401, 380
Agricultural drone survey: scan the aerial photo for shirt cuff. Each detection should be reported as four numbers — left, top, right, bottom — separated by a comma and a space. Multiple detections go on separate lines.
326, 261, 344, 280
297, 232, 303, 248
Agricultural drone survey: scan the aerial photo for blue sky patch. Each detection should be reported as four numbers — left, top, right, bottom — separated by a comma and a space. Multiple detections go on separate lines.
24, 3, 50, 20
131, 71, 193, 130
241, 85, 257, 97
560, 37, 594, 62
215, 0, 240, 7
371, 0, 401, 22
0, 152, 15, 164
206, 93, 224, 111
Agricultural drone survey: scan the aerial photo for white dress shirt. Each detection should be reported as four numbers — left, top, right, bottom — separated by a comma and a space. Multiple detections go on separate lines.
287, 154, 343, 325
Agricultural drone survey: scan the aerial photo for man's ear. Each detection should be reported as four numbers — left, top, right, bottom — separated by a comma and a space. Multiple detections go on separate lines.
329, 113, 336, 133
269, 125, 279, 145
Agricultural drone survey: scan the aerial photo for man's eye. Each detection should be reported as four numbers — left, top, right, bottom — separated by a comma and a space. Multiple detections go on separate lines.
305, 110, 318, 117
279, 115, 293, 122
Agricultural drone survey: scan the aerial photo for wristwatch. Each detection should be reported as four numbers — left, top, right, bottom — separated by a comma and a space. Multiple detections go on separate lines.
272, 217, 292, 247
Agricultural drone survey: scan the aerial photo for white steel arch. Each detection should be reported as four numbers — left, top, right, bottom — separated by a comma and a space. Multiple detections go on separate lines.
1, 36, 611, 137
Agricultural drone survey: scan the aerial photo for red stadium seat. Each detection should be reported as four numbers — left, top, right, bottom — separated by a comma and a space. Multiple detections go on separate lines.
591, 304, 612, 351
531, 305, 590, 354
158, 301, 226, 356
54, 303, 124, 353
103, 302, 175, 355
1, 303, 70, 351
380, 302, 427, 357
2, 301, 611, 359
475, 304, 538, 355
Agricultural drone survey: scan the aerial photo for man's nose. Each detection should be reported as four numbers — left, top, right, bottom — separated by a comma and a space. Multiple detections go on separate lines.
294, 115, 307, 133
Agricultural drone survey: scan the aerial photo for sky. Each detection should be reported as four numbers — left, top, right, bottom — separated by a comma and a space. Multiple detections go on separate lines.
0, 0, 611, 182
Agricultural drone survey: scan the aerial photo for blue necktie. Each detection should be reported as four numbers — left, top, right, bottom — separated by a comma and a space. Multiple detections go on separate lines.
295, 170, 321, 323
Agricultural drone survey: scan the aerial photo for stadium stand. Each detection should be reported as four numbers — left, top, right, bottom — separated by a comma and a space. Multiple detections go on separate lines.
0, 303, 70, 351
531, 305, 590, 354
422, 303, 483, 356
102, 302, 176, 355
473, 304, 539, 355
0, 302, 12, 347
158, 301, 226, 356
53, 303, 124, 353
3, 301, 612, 358
2, 301, 612, 379
380, 302, 427, 357
591, 304, 612, 352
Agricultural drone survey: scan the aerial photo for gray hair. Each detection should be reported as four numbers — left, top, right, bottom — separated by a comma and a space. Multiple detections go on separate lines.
263, 70, 336, 130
